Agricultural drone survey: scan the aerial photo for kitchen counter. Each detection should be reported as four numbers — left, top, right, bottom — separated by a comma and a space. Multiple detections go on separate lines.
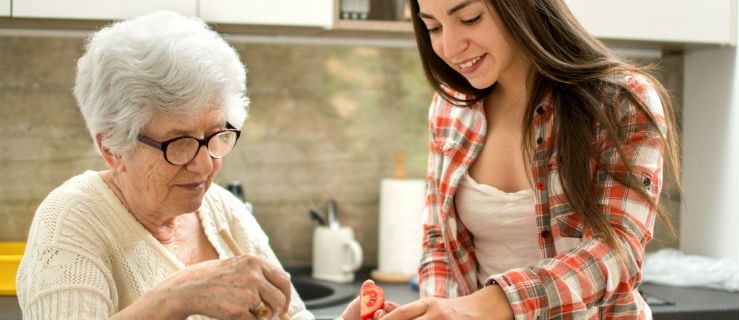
1, 275, 737, 319
0, 296, 19, 320
309, 271, 739, 320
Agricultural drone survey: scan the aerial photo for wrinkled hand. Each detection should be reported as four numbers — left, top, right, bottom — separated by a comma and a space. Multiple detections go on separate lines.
155, 254, 292, 319
378, 285, 513, 320
339, 280, 399, 320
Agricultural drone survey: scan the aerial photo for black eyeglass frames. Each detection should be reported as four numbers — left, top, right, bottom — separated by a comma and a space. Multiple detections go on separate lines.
137, 123, 241, 165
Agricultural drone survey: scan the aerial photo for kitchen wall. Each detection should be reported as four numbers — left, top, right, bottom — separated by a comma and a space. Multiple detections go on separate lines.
682, 46, 739, 265
0, 34, 682, 266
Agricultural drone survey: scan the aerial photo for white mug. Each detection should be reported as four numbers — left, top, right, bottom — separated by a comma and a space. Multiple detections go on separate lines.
312, 226, 363, 283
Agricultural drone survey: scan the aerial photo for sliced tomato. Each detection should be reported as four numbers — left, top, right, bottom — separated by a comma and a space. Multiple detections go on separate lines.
360, 281, 385, 320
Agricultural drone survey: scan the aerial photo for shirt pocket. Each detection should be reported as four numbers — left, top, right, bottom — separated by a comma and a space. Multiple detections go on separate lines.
550, 205, 584, 254
550, 203, 585, 238
431, 136, 459, 156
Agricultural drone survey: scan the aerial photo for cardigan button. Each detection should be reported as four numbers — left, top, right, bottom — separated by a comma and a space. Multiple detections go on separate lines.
536, 106, 545, 115
536, 137, 543, 145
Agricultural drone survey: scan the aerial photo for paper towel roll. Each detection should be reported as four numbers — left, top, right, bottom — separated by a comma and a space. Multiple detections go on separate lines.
377, 178, 426, 278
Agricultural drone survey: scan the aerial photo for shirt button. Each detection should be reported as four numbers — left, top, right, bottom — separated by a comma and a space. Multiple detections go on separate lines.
540, 230, 550, 238
536, 181, 546, 190
536, 106, 545, 115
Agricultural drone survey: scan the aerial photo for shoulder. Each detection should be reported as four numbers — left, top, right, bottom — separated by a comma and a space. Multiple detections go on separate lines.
428, 90, 483, 129
22, 171, 121, 275
428, 91, 450, 121
32, 171, 118, 242
614, 72, 666, 118
428, 90, 477, 115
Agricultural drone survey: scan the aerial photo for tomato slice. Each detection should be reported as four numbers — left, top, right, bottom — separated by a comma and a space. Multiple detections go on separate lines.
360, 281, 385, 320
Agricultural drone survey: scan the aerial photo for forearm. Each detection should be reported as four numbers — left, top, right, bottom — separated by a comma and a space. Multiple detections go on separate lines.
110, 287, 187, 320
488, 232, 645, 319
466, 285, 514, 320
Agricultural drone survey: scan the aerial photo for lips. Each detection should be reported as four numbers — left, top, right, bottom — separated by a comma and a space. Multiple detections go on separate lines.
177, 181, 205, 190
456, 54, 485, 74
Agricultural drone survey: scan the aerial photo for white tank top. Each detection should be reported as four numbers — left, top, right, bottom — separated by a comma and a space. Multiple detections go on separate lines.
455, 172, 540, 284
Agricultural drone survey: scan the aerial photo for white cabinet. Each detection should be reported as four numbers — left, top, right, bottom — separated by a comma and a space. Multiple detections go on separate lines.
0, 0, 10, 16
199, 0, 333, 28
566, 0, 736, 45
12, 0, 196, 20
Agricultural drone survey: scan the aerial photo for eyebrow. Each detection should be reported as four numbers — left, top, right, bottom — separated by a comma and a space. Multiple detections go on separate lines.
162, 122, 227, 137
418, 0, 478, 19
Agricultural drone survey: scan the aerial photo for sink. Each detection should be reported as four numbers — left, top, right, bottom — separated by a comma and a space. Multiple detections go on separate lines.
640, 290, 675, 306
292, 276, 356, 309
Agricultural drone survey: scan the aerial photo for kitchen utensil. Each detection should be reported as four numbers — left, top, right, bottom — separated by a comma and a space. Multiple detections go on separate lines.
226, 181, 245, 202
219, 229, 289, 320
310, 199, 327, 219
309, 209, 326, 226
327, 199, 339, 230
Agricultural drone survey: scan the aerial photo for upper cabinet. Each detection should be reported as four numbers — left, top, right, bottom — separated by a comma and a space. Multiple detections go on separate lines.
0, 0, 9, 16
565, 0, 736, 46
11, 0, 196, 20
332, 0, 737, 46
3, 0, 736, 47
199, 0, 334, 28
332, 0, 412, 32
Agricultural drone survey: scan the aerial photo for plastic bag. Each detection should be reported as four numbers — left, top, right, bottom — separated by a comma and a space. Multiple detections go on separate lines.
642, 248, 739, 292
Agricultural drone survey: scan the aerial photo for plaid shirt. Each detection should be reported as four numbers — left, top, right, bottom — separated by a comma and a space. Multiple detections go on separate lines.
419, 74, 666, 320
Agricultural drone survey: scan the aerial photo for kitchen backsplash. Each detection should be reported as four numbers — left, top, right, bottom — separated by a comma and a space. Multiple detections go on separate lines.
0, 35, 682, 266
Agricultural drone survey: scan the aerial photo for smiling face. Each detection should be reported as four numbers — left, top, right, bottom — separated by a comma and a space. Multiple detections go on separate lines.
417, 0, 531, 90
111, 103, 227, 221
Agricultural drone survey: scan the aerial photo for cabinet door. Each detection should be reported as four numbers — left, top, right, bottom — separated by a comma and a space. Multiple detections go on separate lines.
566, 0, 735, 45
12, 0, 197, 19
199, 0, 333, 28
0, 0, 9, 16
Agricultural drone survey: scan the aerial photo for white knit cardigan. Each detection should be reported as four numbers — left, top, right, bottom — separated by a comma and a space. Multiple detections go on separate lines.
16, 170, 313, 320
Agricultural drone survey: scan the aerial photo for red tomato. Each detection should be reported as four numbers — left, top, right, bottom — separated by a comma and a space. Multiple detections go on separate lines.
360, 281, 385, 320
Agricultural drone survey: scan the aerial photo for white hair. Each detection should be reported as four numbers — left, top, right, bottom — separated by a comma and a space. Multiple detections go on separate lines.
73, 10, 249, 156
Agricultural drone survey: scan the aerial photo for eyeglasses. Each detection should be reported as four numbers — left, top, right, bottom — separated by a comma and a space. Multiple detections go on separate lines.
137, 123, 241, 165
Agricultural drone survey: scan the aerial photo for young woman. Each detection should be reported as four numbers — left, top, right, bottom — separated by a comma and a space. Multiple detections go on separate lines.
382, 0, 680, 319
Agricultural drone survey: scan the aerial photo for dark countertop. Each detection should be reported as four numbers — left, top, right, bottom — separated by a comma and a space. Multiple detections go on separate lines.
641, 283, 739, 320
0, 297, 19, 320
2, 273, 737, 320
307, 269, 739, 320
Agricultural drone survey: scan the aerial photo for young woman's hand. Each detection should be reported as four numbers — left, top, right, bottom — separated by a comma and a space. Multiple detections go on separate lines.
378, 285, 513, 320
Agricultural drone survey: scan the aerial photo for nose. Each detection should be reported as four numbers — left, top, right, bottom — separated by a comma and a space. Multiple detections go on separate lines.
185, 144, 214, 173
441, 26, 468, 59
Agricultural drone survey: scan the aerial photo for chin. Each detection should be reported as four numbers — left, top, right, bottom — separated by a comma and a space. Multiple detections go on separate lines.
177, 197, 204, 214
181, 204, 202, 214
467, 78, 496, 90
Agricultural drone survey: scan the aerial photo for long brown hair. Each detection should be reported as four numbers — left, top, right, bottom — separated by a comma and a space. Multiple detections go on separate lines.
409, 0, 680, 259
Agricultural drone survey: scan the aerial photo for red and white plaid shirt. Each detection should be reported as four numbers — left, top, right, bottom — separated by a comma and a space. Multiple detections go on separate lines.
419, 74, 667, 319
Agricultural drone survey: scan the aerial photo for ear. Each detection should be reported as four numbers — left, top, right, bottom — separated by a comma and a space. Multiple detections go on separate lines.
96, 133, 125, 172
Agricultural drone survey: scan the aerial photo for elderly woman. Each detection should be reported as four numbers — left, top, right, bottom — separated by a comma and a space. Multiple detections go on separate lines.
16, 10, 392, 320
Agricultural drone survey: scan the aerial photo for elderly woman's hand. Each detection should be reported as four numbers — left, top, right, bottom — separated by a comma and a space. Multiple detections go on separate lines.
119, 254, 292, 320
